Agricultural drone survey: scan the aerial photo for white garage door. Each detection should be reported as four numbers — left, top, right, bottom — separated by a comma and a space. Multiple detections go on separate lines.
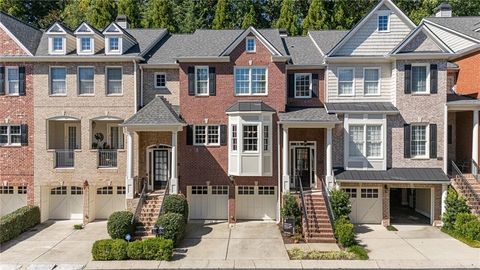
0, 186, 27, 216
344, 188, 382, 224
95, 186, 126, 220
189, 185, 228, 220
236, 186, 277, 220
49, 186, 83, 220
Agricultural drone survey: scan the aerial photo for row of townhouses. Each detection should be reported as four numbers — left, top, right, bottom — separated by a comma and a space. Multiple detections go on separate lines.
1, 0, 480, 242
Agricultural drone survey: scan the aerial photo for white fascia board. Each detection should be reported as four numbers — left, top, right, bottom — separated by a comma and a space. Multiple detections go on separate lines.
221, 26, 282, 57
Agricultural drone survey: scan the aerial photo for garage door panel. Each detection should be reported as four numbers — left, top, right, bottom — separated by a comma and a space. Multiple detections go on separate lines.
1, 193, 27, 216
189, 186, 228, 220
236, 186, 276, 220
95, 187, 125, 219
346, 188, 382, 224
49, 186, 83, 220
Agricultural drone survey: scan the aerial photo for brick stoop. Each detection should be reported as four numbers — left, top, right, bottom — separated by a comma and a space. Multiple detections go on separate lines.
452, 174, 480, 215
302, 191, 336, 243
134, 191, 165, 239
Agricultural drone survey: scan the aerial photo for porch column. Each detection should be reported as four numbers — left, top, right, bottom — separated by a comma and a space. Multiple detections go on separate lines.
325, 127, 333, 190
170, 131, 178, 194
126, 131, 134, 199
282, 126, 290, 194
441, 183, 448, 217
472, 110, 479, 175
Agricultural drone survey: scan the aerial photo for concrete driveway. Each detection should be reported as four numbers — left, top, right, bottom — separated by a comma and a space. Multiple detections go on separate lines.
355, 224, 480, 267
0, 220, 108, 268
175, 221, 289, 261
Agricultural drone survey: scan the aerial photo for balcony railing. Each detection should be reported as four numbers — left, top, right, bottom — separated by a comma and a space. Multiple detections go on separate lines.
55, 149, 75, 168
98, 149, 118, 168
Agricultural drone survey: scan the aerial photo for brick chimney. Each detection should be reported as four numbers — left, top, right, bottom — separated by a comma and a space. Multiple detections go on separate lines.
116, 15, 129, 29
435, 3, 452, 18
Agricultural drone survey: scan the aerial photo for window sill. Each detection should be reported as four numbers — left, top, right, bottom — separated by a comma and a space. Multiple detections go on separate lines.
193, 144, 221, 147
338, 94, 355, 97
234, 93, 268, 97
49, 94, 67, 97
106, 94, 124, 97
5, 94, 20, 97
98, 167, 118, 171
194, 94, 210, 97
154, 87, 167, 90
294, 96, 312, 99
410, 157, 430, 160
0, 144, 22, 148
78, 94, 95, 97
364, 93, 381, 97
411, 92, 431, 96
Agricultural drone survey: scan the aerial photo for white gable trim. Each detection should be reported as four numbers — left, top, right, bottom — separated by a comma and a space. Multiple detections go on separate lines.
424, 20, 480, 43
308, 32, 325, 56
74, 22, 98, 35
220, 27, 282, 56
0, 22, 33, 56
391, 22, 453, 54
102, 22, 135, 43
328, 0, 415, 56
46, 22, 69, 35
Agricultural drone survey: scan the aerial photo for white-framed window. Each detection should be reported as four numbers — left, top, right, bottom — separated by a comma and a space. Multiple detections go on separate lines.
294, 73, 312, 98
338, 68, 354, 96
50, 67, 67, 95
106, 67, 122, 95
71, 186, 83, 195
191, 185, 208, 195
411, 124, 428, 158
53, 37, 64, 52
377, 13, 390, 32
97, 186, 113, 195
80, 37, 92, 52
212, 185, 228, 195
343, 188, 357, 198
234, 67, 267, 95
6, 67, 19, 95
361, 188, 378, 198
238, 186, 254, 195
243, 125, 258, 152
0, 125, 22, 146
154, 72, 166, 88
263, 125, 269, 151
195, 66, 209, 95
364, 68, 380, 95
246, 37, 256, 52
117, 186, 126, 194
231, 124, 238, 151
411, 64, 429, 94
78, 67, 94, 95
194, 125, 220, 146
349, 124, 383, 158
18, 186, 27, 194
258, 186, 274, 195
51, 186, 67, 195
109, 37, 119, 51
0, 186, 14, 194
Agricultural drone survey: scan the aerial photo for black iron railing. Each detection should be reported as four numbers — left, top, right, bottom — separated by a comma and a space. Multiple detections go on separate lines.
131, 177, 147, 225
321, 176, 335, 225
98, 150, 117, 168
297, 174, 309, 237
471, 159, 479, 181
55, 149, 75, 168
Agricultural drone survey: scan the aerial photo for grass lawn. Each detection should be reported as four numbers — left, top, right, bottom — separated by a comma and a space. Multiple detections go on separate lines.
441, 228, 480, 248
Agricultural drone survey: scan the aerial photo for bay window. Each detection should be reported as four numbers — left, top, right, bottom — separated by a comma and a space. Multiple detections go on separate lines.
349, 126, 364, 157
338, 68, 354, 95
234, 67, 267, 95
243, 125, 258, 152
349, 124, 383, 158
231, 124, 238, 151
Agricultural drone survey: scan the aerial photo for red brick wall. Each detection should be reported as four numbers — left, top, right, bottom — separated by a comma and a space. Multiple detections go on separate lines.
0, 28, 29, 56
454, 50, 480, 98
286, 69, 325, 107
178, 36, 286, 194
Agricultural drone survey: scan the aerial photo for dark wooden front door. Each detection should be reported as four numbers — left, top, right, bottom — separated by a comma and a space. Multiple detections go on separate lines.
153, 150, 169, 189
295, 147, 311, 190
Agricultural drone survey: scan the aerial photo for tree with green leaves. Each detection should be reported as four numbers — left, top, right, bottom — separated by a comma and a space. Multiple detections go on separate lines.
0, 0, 64, 28
174, 0, 204, 33
212, 0, 230, 29
86, 0, 117, 29
302, 0, 329, 35
241, 2, 258, 28
276, 0, 300, 35
61, 0, 90, 29
117, 0, 141, 28
142, 0, 176, 32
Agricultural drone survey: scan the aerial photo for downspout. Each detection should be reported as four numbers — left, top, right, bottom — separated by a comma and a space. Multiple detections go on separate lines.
133, 60, 138, 112
277, 122, 282, 224
140, 65, 144, 107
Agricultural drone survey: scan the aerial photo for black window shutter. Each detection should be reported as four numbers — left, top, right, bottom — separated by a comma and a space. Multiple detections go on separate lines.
448, 125, 452, 144
430, 124, 437, 158
21, 124, 28, 146
312, 73, 319, 97
188, 67, 195, 96
0, 67, 4, 95
287, 74, 294, 97
404, 124, 411, 158
404, 64, 411, 94
430, 64, 438, 94
186, 125, 193, 145
220, 125, 227, 146
19, 67, 26, 96
209, 67, 216, 96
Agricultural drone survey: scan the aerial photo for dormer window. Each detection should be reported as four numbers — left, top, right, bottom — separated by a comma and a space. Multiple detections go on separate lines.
53, 37, 64, 52
109, 38, 119, 51
246, 37, 256, 53
378, 12, 390, 32
80, 37, 92, 52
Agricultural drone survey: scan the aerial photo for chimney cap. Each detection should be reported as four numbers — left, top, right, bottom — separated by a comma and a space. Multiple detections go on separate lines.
435, 2, 452, 12
116, 15, 128, 22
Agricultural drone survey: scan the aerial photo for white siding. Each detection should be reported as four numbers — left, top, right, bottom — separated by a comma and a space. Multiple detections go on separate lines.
334, 5, 412, 56
426, 24, 477, 53
326, 63, 394, 103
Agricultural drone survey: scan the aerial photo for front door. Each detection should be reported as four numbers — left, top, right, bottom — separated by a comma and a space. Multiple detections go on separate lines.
295, 147, 311, 190
153, 150, 169, 189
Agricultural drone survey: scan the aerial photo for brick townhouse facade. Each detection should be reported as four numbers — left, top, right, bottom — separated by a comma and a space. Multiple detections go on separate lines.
1, 0, 480, 239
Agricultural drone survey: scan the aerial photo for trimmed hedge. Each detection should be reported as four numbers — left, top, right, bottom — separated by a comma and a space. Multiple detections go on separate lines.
454, 212, 480, 241
92, 239, 128, 260
156, 212, 185, 246
93, 238, 173, 261
334, 216, 355, 247
162, 194, 189, 219
107, 211, 134, 240
0, 205, 40, 243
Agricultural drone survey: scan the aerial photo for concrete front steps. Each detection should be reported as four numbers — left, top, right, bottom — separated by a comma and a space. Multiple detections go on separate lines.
302, 192, 336, 243
453, 174, 480, 215
134, 191, 165, 239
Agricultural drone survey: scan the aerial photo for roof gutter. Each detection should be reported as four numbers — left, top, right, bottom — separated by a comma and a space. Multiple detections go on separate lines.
140, 63, 179, 69
271, 55, 290, 62
0, 56, 144, 62
325, 55, 391, 63
327, 110, 400, 115
391, 53, 454, 60
176, 56, 230, 63
336, 179, 450, 184
286, 64, 326, 70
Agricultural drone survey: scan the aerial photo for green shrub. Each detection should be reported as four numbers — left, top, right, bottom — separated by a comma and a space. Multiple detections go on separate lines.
0, 205, 40, 243
162, 194, 189, 219
281, 193, 302, 227
442, 187, 470, 230
127, 240, 144, 260
142, 238, 173, 260
92, 239, 128, 261
454, 213, 480, 241
347, 245, 369, 260
156, 212, 185, 246
334, 216, 355, 247
330, 189, 351, 219
107, 211, 134, 239
74, 224, 83, 230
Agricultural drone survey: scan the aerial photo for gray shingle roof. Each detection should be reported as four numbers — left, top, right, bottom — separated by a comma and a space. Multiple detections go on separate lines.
283, 36, 324, 65
308, 30, 349, 55
335, 168, 449, 183
123, 96, 185, 126
325, 102, 399, 113
279, 107, 339, 123
425, 17, 480, 41
226, 101, 275, 113
447, 94, 480, 106
0, 11, 43, 55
